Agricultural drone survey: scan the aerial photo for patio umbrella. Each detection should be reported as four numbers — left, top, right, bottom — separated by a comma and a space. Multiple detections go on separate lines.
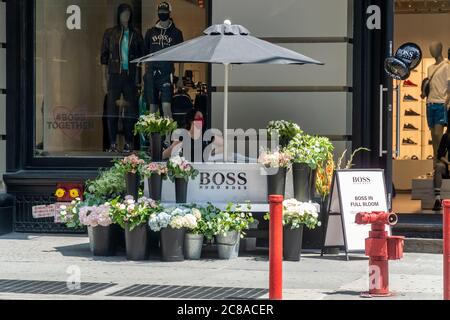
134, 21, 323, 161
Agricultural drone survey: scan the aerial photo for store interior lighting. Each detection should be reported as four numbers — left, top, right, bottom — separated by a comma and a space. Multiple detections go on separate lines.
396, 0, 450, 14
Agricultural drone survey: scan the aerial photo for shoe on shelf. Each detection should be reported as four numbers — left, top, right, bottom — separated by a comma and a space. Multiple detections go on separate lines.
403, 80, 418, 87
107, 144, 118, 153
433, 199, 443, 211
404, 109, 420, 116
402, 155, 410, 160
403, 94, 419, 102
427, 155, 434, 160
403, 123, 419, 131
123, 144, 133, 154
411, 155, 419, 160
402, 138, 418, 145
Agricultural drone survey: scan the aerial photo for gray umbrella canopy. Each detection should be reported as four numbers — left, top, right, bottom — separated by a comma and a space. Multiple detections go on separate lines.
134, 22, 323, 161
135, 23, 323, 65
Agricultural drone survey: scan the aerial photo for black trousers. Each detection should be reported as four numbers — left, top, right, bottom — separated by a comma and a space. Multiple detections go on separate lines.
107, 73, 138, 145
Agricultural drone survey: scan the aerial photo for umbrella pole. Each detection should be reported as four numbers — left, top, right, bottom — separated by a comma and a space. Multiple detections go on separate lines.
223, 63, 230, 163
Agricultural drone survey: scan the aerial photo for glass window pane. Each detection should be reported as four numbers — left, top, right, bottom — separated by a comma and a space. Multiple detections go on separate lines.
35, 0, 208, 158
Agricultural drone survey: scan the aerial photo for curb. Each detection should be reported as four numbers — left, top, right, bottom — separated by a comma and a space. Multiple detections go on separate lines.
404, 238, 443, 254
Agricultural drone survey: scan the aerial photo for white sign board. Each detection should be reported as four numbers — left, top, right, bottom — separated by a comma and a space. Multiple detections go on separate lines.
144, 163, 297, 205
324, 169, 389, 252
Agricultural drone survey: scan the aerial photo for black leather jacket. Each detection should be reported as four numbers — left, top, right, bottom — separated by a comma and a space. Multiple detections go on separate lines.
101, 26, 144, 81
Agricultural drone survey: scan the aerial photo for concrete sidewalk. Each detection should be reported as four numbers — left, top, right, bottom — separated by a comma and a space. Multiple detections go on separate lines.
0, 233, 444, 300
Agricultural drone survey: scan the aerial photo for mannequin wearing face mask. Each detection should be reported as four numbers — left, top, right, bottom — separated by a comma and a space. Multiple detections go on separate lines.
144, 2, 184, 126
101, 3, 144, 153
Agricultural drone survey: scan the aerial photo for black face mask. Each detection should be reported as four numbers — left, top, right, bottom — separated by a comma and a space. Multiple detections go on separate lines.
158, 12, 170, 22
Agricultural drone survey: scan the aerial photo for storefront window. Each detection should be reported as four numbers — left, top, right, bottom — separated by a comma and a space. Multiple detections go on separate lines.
35, 0, 208, 158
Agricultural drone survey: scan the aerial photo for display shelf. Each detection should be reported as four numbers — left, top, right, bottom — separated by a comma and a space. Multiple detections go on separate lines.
393, 59, 437, 161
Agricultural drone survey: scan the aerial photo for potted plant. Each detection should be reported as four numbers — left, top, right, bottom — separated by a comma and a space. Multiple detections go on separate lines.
281, 199, 321, 261
114, 155, 145, 200
78, 202, 115, 257
267, 120, 303, 148
287, 134, 333, 202
149, 206, 189, 262
167, 156, 199, 204
258, 149, 292, 197
84, 166, 127, 251
111, 196, 160, 261
134, 112, 178, 161
213, 203, 254, 260
182, 206, 205, 260
143, 163, 168, 201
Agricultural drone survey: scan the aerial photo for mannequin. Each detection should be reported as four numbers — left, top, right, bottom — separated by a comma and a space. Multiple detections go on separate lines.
426, 41, 450, 210
144, 2, 184, 126
426, 42, 449, 164
101, 3, 144, 153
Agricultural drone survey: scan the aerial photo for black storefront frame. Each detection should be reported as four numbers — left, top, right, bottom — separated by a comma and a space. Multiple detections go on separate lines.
5, 0, 396, 231
6, 0, 213, 172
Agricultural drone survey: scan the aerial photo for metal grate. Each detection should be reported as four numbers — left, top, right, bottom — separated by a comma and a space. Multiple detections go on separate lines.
14, 195, 86, 234
0, 279, 115, 296
108, 284, 268, 300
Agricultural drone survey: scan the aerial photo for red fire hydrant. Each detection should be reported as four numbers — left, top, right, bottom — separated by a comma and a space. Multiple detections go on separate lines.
355, 211, 405, 297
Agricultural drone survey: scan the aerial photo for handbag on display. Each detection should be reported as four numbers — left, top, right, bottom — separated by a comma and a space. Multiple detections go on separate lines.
421, 61, 447, 99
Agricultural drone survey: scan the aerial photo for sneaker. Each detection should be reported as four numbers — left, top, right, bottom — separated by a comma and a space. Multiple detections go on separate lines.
411, 155, 419, 160
433, 199, 442, 211
404, 123, 419, 131
403, 80, 418, 87
107, 144, 118, 153
405, 109, 420, 116
403, 138, 418, 145
403, 94, 419, 102
123, 144, 132, 154
427, 155, 434, 160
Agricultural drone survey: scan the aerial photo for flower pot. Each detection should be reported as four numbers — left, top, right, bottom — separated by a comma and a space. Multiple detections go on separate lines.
302, 195, 326, 250
292, 163, 313, 202
310, 169, 317, 200
148, 175, 163, 201
91, 225, 116, 257
184, 233, 204, 260
150, 133, 163, 162
125, 224, 149, 261
126, 172, 140, 200
283, 225, 304, 262
267, 167, 287, 197
87, 226, 94, 253
216, 231, 240, 260
175, 178, 188, 204
161, 227, 186, 262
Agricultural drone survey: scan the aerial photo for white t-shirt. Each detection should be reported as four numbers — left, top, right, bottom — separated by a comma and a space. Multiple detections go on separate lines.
427, 60, 450, 104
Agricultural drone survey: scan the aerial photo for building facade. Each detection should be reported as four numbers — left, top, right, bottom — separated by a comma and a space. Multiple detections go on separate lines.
1, 0, 393, 232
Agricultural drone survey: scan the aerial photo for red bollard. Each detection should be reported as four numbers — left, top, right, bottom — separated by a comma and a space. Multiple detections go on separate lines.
443, 200, 450, 300
269, 195, 283, 300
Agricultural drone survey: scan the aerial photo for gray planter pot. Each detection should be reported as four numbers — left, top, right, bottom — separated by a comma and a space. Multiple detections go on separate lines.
267, 167, 287, 197
283, 225, 304, 262
87, 226, 94, 253
216, 231, 240, 260
184, 233, 204, 260
161, 227, 186, 262
125, 224, 149, 261
91, 225, 116, 257
292, 163, 313, 202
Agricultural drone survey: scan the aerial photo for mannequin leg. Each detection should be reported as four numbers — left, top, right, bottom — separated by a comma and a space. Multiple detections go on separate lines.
432, 124, 444, 167
150, 104, 159, 114
106, 74, 122, 148
122, 76, 138, 147
162, 102, 173, 119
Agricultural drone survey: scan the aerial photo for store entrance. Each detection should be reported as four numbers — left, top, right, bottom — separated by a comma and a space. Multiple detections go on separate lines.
392, 0, 450, 213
